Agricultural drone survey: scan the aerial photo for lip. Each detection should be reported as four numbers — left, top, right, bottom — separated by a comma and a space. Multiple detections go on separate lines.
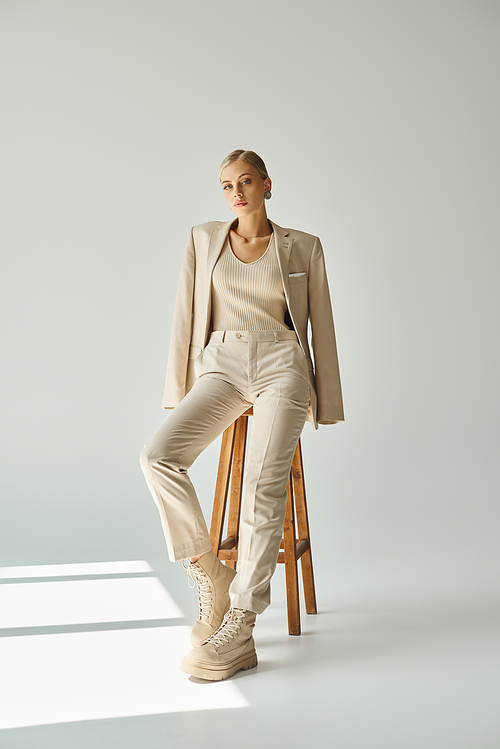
234, 201, 247, 207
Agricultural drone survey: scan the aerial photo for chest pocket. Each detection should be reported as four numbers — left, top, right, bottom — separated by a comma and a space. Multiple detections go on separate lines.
288, 271, 307, 285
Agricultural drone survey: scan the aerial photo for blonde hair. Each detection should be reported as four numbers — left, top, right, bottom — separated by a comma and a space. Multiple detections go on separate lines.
219, 149, 270, 182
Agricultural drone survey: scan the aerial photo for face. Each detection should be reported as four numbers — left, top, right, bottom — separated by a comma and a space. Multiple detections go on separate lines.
220, 160, 271, 217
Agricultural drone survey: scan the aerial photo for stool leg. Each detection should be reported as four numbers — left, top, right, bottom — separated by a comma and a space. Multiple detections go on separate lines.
210, 421, 236, 556
283, 471, 301, 635
225, 415, 248, 570
210, 414, 312, 635
292, 441, 317, 615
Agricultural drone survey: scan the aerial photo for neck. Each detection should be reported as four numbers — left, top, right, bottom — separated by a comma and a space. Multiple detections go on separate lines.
232, 210, 271, 240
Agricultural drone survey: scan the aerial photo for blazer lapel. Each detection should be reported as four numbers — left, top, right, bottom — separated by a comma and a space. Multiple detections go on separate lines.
204, 220, 234, 342
270, 220, 293, 303
207, 220, 233, 279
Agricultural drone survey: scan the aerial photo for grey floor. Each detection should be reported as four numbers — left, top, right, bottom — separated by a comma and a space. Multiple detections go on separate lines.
1, 558, 499, 749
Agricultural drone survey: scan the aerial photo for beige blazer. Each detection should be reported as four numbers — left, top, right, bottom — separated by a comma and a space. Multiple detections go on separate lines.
161, 219, 344, 430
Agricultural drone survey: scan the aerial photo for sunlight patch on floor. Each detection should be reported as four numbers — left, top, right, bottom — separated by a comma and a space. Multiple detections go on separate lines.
0, 560, 153, 578
0, 577, 183, 628
0, 626, 249, 729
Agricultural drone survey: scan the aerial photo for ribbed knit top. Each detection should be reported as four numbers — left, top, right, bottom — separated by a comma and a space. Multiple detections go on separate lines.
211, 233, 289, 331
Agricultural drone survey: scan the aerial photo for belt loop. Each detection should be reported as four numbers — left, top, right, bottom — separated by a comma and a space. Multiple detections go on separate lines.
222, 330, 226, 342
274, 331, 278, 342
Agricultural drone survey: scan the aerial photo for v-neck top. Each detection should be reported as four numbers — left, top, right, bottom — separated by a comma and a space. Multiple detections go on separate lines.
211, 232, 289, 331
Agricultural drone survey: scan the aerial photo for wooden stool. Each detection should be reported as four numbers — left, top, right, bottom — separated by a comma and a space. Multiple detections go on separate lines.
210, 407, 317, 635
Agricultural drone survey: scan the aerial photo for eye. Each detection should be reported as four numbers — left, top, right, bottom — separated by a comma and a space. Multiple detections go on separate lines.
242, 179, 251, 184
223, 184, 231, 190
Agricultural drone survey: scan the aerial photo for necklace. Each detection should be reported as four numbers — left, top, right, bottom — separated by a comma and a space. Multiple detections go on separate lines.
234, 231, 271, 241
232, 222, 273, 241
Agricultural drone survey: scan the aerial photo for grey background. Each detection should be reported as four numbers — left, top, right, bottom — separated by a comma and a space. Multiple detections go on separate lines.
1, 0, 499, 746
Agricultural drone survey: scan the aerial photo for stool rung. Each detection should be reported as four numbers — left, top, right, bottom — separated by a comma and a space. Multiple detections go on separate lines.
220, 536, 236, 550
217, 550, 239, 562
219, 537, 310, 564
277, 539, 310, 563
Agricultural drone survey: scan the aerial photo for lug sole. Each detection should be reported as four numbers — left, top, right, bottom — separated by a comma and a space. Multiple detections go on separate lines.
179, 651, 258, 681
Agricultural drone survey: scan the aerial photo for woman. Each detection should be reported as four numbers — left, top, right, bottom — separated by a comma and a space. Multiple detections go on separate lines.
140, 149, 344, 681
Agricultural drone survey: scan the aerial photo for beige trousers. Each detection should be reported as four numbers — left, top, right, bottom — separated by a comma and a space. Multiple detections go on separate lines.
140, 330, 311, 614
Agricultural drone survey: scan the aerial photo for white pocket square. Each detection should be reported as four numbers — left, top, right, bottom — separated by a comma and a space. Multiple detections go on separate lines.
289, 271, 306, 277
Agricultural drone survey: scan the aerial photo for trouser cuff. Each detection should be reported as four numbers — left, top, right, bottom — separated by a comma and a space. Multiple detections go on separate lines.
170, 540, 212, 563
230, 593, 267, 615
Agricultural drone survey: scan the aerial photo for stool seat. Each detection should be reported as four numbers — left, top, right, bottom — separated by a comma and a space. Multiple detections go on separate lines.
210, 407, 317, 635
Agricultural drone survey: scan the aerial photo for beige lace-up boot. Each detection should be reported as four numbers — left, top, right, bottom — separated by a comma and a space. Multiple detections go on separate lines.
180, 607, 257, 680
184, 550, 237, 647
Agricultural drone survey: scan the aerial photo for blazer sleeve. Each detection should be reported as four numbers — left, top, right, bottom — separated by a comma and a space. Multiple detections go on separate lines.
308, 236, 345, 424
161, 228, 196, 409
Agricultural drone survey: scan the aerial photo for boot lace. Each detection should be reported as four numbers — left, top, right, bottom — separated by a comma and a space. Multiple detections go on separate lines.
182, 559, 213, 620
205, 608, 246, 650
